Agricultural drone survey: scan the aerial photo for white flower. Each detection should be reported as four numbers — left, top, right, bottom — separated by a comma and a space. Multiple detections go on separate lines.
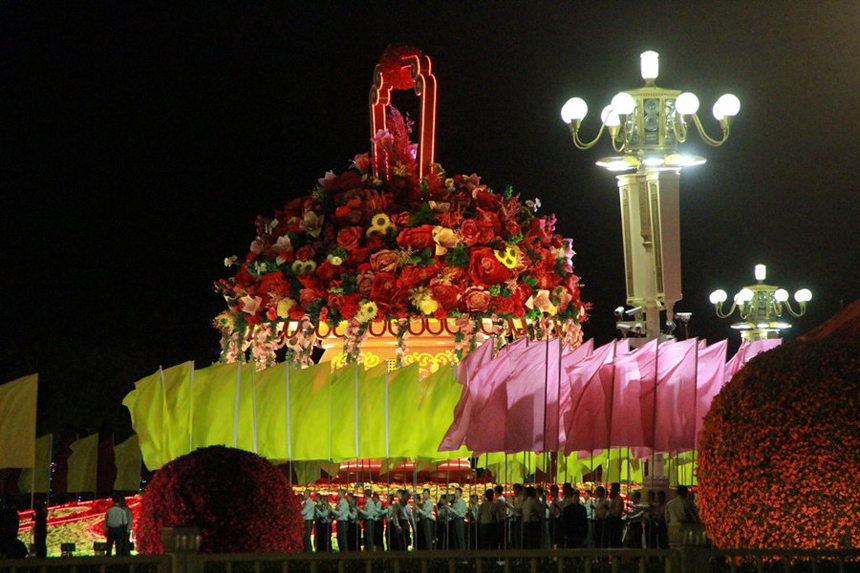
250, 239, 264, 253
224, 256, 238, 267
273, 235, 293, 254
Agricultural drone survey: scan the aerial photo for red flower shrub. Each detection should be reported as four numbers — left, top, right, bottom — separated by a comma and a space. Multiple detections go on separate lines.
137, 446, 303, 554
698, 338, 860, 550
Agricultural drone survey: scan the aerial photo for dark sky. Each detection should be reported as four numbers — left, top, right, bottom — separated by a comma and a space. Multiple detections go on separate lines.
2, 3, 858, 436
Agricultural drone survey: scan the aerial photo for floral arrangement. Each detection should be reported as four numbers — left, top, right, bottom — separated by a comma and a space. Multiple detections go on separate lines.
137, 446, 304, 554
698, 337, 860, 550
215, 108, 588, 367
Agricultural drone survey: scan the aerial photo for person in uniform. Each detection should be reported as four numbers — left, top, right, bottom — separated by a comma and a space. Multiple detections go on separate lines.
314, 494, 332, 552
358, 489, 377, 551
449, 487, 467, 550
301, 490, 316, 552
415, 489, 435, 550
332, 489, 350, 552
607, 482, 625, 548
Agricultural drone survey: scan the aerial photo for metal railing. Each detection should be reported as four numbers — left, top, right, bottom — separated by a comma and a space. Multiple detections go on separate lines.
2, 546, 858, 573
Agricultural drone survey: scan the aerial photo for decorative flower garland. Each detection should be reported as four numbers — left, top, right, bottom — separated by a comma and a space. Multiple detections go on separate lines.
215, 108, 589, 367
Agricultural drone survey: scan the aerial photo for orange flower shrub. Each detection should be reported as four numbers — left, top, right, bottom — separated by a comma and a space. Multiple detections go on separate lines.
698, 337, 860, 549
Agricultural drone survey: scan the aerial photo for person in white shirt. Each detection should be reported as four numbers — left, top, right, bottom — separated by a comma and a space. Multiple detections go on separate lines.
332, 489, 350, 551
103, 494, 129, 556
414, 489, 434, 550
399, 491, 416, 549
386, 491, 404, 550
450, 487, 467, 550
300, 490, 315, 552
493, 485, 508, 549
358, 489, 376, 551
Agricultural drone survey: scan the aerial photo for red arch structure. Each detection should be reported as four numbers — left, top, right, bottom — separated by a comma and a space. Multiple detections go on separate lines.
369, 46, 437, 179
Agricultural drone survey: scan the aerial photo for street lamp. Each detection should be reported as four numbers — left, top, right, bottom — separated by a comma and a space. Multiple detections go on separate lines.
561, 51, 739, 340
710, 264, 811, 341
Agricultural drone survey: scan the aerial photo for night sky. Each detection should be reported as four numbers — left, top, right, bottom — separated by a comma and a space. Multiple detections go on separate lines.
2, 3, 858, 438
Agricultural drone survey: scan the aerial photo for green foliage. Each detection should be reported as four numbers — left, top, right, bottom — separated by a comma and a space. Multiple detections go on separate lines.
445, 243, 469, 267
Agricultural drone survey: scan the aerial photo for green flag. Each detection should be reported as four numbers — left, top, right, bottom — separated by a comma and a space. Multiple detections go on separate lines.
290, 363, 331, 461
358, 364, 387, 460
387, 363, 420, 458
329, 364, 360, 462
254, 363, 289, 461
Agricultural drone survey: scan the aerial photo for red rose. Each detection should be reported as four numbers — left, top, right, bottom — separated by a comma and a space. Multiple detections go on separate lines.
299, 288, 319, 308
370, 249, 399, 273
473, 187, 501, 211
357, 271, 374, 297
504, 220, 521, 237
396, 224, 435, 250
320, 171, 362, 192
468, 247, 513, 285
316, 260, 342, 283
366, 235, 387, 250
462, 286, 491, 312
349, 247, 370, 265
257, 272, 290, 299
460, 219, 481, 246
327, 292, 344, 310
296, 245, 315, 261
340, 293, 361, 319
266, 307, 278, 321
393, 212, 412, 227
430, 282, 462, 310
337, 226, 362, 251
476, 209, 501, 243
398, 264, 440, 290
370, 272, 398, 304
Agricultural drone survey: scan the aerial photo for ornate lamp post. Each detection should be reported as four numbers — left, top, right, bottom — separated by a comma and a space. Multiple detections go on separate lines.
561, 51, 740, 340
710, 264, 811, 341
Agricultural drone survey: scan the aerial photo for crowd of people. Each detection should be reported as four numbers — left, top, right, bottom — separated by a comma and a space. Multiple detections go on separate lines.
299, 483, 700, 552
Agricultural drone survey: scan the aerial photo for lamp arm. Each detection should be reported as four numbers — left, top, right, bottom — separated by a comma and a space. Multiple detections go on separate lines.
568, 121, 606, 150
782, 300, 807, 318
692, 113, 730, 147
672, 115, 689, 143
714, 301, 738, 319
611, 127, 626, 153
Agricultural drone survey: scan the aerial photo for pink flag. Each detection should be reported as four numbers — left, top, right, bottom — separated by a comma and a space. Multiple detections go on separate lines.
440, 336, 496, 451
694, 339, 728, 442
503, 339, 593, 453
459, 338, 529, 453
608, 340, 654, 448
563, 341, 619, 453
726, 338, 782, 382
654, 338, 698, 452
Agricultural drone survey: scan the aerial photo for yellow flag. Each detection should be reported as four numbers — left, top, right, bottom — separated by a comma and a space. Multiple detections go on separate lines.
18, 434, 52, 493
329, 364, 360, 462
358, 364, 387, 460
192, 363, 242, 451
290, 363, 331, 461
235, 364, 257, 453
113, 435, 141, 491
416, 365, 469, 459
254, 362, 290, 461
67, 434, 98, 492
161, 362, 194, 462
0, 374, 38, 469
387, 363, 420, 458
123, 369, 164, 470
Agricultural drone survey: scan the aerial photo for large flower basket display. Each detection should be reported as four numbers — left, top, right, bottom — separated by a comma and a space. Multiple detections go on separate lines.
214, 46, 587, 375
697, 337, 860, 550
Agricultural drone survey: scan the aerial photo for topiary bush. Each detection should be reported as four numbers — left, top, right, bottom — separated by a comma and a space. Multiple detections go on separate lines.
137, 446, 303, 554
698, 337, 860, 549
